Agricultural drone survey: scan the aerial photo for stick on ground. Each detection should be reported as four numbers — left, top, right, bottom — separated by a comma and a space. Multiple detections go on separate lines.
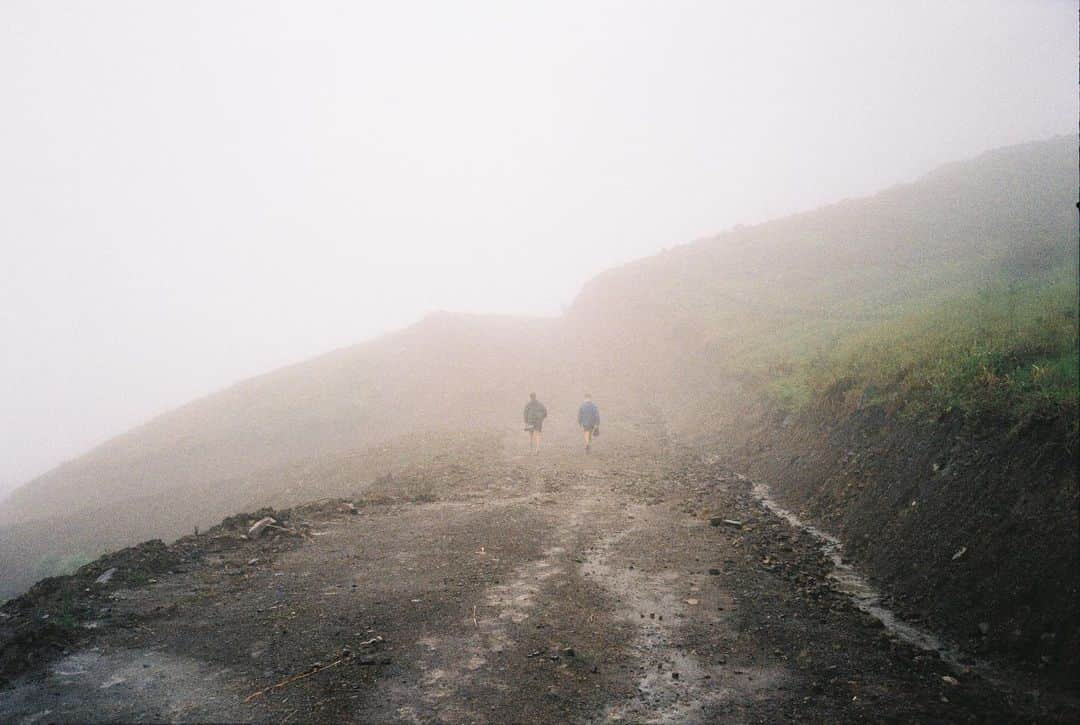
243, 657, 347, 703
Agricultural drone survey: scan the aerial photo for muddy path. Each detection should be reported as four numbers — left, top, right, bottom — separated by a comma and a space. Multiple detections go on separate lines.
1, 425, 1074, 723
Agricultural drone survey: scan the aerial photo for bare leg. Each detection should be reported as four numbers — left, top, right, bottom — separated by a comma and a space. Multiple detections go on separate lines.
583, 428, 592, 452
535, 431, 542, 454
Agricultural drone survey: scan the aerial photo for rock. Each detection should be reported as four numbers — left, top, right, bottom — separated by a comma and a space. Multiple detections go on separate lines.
562, 647, 575, 658
942, 675, 959, 686
710, 517, 743, 528
247, 558, 260, 566
94, 568, 117, 585
708, 568, 721, 575
978, 622, 989, 635
951, 546, 967, 561
248, 517, 277, 538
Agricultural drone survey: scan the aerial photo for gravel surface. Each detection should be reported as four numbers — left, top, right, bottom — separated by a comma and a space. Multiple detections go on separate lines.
2, 424, 1075, 723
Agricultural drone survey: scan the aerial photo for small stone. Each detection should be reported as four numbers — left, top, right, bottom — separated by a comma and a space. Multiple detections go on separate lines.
94, 568, 117, 585
942, 675, 959, 686
248, 517, 277, 538
977, 622, 989, 635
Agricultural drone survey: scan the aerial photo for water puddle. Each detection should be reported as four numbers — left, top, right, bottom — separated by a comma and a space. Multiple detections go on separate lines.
747, 478, 978, 673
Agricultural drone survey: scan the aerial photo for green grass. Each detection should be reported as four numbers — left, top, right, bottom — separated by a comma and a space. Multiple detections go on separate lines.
770, 269, 1079, 423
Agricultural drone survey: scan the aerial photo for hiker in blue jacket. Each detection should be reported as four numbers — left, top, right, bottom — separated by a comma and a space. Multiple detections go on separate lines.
577, 394, 600, 453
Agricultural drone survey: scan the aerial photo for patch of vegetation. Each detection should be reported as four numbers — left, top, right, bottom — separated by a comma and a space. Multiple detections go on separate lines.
772, 267, 1079, 424
51, 595, 79, 629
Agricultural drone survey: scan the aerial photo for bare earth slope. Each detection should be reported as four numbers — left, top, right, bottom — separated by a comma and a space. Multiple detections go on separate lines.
3, 423, 1076, 723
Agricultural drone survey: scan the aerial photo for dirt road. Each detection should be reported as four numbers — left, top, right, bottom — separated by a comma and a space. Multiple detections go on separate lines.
1, 426, 1073, 723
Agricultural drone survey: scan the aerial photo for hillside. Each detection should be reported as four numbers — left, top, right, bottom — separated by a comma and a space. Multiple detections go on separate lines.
567, 136, 1078, 434
1, 135, 1075, 606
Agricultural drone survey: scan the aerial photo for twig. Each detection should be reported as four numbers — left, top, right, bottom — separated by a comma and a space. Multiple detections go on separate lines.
243, 657, 347, 703
473, 605, 478, 628
244, 637, 384, 703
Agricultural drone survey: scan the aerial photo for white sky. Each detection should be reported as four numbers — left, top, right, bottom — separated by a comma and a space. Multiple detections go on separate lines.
1, 0, 1076, 494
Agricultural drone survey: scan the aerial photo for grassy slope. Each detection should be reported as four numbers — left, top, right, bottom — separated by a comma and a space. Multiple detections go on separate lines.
770, 268, 1078, 427
566, 135, 1077, 436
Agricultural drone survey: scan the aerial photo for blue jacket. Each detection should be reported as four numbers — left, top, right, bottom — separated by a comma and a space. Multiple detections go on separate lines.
577, 400, 599, 429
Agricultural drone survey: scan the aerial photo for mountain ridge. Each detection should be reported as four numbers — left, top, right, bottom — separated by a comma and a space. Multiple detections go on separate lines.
1, 134, 1075, 600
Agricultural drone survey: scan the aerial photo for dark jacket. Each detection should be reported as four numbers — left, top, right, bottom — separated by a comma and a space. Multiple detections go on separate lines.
578, 400, 599, 429
524, 400, 547, 426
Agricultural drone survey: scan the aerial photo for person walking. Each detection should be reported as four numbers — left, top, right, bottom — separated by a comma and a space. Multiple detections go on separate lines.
577, 393, 600, 453
523, 392, 548, 455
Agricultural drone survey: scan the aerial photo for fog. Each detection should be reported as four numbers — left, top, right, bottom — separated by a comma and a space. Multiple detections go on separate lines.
1, 0, 1075, 496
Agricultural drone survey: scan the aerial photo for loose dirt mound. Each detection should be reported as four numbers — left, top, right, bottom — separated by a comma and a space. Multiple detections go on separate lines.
0, 500, 342, 686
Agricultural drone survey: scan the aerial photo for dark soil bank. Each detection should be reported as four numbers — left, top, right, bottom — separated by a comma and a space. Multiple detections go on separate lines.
738, 402, 1079, 685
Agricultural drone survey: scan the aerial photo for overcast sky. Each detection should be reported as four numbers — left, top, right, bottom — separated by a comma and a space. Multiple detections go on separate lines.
1, 0, 1076, 495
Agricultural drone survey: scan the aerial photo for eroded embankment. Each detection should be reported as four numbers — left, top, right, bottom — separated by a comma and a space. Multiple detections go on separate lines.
737, 404, 1079, 684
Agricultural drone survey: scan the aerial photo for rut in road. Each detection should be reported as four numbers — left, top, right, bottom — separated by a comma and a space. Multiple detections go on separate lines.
361, 447, 784, 723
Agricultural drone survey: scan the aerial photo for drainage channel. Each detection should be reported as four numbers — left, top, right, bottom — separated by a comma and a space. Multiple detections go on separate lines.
743, 475, 981, 675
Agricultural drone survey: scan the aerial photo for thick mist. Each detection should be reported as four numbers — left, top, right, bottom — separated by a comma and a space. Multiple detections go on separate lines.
1, 0, 1075, 495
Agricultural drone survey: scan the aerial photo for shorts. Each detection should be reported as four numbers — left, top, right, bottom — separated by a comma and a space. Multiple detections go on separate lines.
526, 421, 543, 433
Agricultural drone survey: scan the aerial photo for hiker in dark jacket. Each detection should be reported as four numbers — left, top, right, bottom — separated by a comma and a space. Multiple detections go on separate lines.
523, 393, 548, 455
577, 394, 600, 453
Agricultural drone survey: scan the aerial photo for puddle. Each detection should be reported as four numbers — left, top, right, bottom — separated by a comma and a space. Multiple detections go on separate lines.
0, 649, 245, 723
747, 478, 978, 672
